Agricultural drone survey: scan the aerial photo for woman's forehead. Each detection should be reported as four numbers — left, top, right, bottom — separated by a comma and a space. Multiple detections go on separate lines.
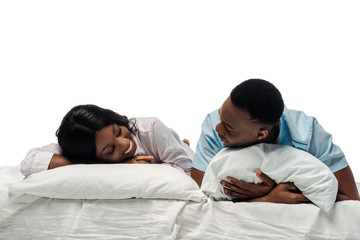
95, 125, 114, 148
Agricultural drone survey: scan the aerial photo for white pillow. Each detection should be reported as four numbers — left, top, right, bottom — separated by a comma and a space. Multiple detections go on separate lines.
9, 164, 206, 202
201, 143, 338, 212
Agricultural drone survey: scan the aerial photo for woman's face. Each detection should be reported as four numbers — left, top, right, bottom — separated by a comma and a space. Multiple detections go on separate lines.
95, 124, 138, 163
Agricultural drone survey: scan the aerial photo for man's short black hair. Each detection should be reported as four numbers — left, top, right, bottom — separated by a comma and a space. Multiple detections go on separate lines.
230, 79, 284, 124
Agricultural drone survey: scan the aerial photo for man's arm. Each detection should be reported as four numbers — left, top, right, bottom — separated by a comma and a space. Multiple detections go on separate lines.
334, 166, 360, 201
220, 169, 276, 199
309, 118, 359, 201
247, 182, 310, 204
247, 167, 360, 203
191, 167, 205, 187
191, 110, 225, 185
222, 174, 309, 204
222, 166, 359, 203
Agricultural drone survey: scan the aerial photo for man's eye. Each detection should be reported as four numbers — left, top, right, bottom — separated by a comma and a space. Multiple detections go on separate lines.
224, 126, 234, 135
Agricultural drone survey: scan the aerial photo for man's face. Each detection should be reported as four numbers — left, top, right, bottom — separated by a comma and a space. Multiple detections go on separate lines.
215, 97, 266, 148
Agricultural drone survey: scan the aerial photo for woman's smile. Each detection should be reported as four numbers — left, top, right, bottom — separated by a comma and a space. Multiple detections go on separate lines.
123, 138, 137, 159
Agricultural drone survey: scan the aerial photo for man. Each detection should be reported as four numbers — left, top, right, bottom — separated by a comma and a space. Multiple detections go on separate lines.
191, 79, 359, 203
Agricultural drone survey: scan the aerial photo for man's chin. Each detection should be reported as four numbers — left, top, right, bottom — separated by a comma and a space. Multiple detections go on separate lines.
228, 142, 256, 149
222, 141, 248, 148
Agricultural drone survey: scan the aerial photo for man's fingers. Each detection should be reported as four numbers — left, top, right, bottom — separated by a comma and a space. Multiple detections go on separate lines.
221, 180, 251, 198
224, 188, 249, 199
282, 182, 301, 192
279, 183, 309, 202
255, 169, 276, 186
226, 177, 253, 189
223, 175, 277, 200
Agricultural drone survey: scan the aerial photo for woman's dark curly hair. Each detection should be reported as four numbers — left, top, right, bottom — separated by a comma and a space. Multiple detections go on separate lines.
56, 104, 138, 163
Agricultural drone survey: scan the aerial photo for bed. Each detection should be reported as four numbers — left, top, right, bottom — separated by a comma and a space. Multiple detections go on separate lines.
1, 163, 360, 240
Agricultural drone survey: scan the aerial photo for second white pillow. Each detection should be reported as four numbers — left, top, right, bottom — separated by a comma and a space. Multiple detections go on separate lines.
201, 143, 338, 212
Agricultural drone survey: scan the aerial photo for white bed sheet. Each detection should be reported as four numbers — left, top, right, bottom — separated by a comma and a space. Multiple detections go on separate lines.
1, 166, 360, 240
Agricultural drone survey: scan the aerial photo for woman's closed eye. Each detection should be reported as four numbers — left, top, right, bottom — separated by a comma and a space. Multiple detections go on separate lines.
106, 146, 115, 155
116, 126, 122, 137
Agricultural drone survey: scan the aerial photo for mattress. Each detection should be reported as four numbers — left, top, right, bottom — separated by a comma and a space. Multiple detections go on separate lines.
1, 165, 359, 239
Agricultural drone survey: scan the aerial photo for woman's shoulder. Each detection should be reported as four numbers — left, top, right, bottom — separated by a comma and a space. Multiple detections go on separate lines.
131, 117, 164, 132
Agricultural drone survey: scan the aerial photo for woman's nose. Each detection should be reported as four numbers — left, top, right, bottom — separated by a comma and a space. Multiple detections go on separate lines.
115, 137, 129, 150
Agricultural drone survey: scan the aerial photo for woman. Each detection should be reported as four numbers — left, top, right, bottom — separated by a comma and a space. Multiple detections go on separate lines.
21, 105, 193, 177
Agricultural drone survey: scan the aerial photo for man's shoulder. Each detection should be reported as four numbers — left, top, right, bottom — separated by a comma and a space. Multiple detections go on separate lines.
282, 107, 315, 126
202, 109, 220, 126
280, 107, 316, 149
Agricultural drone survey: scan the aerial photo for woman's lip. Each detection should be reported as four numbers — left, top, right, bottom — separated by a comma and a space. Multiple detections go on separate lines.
124, 138, 137, 157
124, 141, 133, 154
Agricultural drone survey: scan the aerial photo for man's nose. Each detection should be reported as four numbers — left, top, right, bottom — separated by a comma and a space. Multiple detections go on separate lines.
215, 123, 225, 136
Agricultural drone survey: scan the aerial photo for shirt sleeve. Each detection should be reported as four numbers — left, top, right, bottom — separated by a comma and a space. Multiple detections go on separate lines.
149, 118, 194, 175
308, 118, 348, 173
20, 143, 62, 177
192, 110, 226, 172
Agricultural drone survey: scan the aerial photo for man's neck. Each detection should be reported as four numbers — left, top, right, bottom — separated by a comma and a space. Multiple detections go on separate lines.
262, 121, 280, 144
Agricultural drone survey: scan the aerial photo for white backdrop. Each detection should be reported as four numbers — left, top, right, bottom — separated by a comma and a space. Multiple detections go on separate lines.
1, 1, 359, 181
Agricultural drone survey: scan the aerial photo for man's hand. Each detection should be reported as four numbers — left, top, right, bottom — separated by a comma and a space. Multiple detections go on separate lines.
249, 182, 310, 204
221, 169, 276, 199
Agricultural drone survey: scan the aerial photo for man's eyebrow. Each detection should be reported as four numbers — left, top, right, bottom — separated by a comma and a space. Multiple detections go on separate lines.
100, 125, 115, 155
218, 108, 234, 130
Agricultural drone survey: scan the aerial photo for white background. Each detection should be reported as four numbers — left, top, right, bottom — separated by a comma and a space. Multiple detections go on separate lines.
1, 1, 359, 181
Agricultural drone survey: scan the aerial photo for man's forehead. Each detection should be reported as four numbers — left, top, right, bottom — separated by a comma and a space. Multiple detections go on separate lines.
220, 102, 257, 126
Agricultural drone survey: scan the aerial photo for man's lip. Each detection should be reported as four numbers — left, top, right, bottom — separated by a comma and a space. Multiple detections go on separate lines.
219, 137, 230, 146
218, 135, 227, 143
